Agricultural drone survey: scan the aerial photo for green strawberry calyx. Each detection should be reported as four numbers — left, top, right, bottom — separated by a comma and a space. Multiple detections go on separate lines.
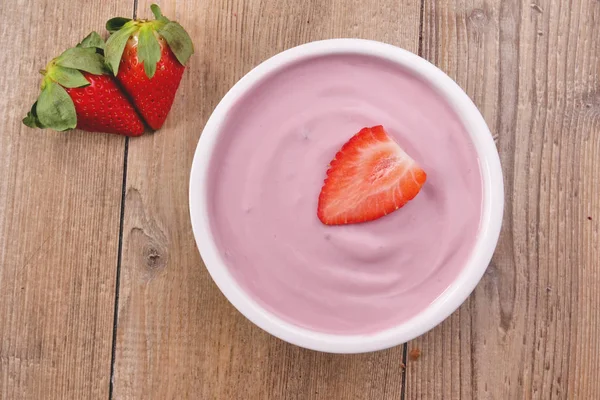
105, 4, 194, 79
23, 32, 107, 131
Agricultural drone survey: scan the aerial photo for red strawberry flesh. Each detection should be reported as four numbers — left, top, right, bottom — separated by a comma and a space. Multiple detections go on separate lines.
317, 125, 427, 225
116, 36, 185, 130
65, 73, 144, 136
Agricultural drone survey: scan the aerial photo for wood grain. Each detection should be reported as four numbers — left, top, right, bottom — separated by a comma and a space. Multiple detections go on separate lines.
406, 0, 600, 398
112, 1, 420, 398
3, 0, 597, 398
0, 1, 133, 398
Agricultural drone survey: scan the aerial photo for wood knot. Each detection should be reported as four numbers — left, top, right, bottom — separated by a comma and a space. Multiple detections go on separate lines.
484, 260, 498, 279
140, 239, 168, 280
582, 89, 600, 114
129, 226, 169, 282
144, 245, 164, 270
469, 8, 487, 21
468, 8, 489, 32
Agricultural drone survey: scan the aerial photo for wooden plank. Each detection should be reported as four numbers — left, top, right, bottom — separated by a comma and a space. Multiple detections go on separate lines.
406, 0, 600, 398
0, 1, 133, 398
112, 0, 421, 398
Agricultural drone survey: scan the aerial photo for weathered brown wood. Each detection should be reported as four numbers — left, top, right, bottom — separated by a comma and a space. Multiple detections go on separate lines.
4, 0, 597, 398
112, 0, 420, 398
406, 0, 600, 398
0, 1, 133, 398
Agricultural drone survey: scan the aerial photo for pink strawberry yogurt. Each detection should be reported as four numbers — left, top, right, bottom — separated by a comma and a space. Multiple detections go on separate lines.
207, 54, 482, 334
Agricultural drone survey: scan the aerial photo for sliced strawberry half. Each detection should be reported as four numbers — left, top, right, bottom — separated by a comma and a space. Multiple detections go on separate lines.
317, 125, 427, 225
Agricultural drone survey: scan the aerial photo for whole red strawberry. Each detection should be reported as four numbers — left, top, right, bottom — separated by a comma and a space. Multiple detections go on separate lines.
105, 4, 194, 130
23, 32, 144, 136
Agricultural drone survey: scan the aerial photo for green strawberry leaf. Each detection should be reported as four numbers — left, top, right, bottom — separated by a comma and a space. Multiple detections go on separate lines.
22, 102, 45, 128
77, 31, 105, 50
158, 21, 194, 66
48, 65, 90, 88
106, 17, 132, 34
22, 112, 40, 128
105, 24, 138, 75
55, 47, 106, 75
138, 26, 161, 78
36, 82, 77, 131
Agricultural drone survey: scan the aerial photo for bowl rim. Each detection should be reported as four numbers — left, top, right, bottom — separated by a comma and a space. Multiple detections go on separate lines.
189, 38, 504, 353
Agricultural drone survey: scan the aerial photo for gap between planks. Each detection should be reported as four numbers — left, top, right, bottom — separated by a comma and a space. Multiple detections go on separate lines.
108, 1, 138, 399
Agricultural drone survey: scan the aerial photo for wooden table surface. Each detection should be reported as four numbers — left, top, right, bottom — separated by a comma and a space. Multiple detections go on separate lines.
1, 0, 599, 398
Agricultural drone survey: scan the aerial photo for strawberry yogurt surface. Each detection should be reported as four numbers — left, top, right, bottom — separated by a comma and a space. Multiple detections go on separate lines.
207, 54, 482, 334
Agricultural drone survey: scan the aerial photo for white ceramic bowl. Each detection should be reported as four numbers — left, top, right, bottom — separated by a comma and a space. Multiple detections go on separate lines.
189, 39, 503, 353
